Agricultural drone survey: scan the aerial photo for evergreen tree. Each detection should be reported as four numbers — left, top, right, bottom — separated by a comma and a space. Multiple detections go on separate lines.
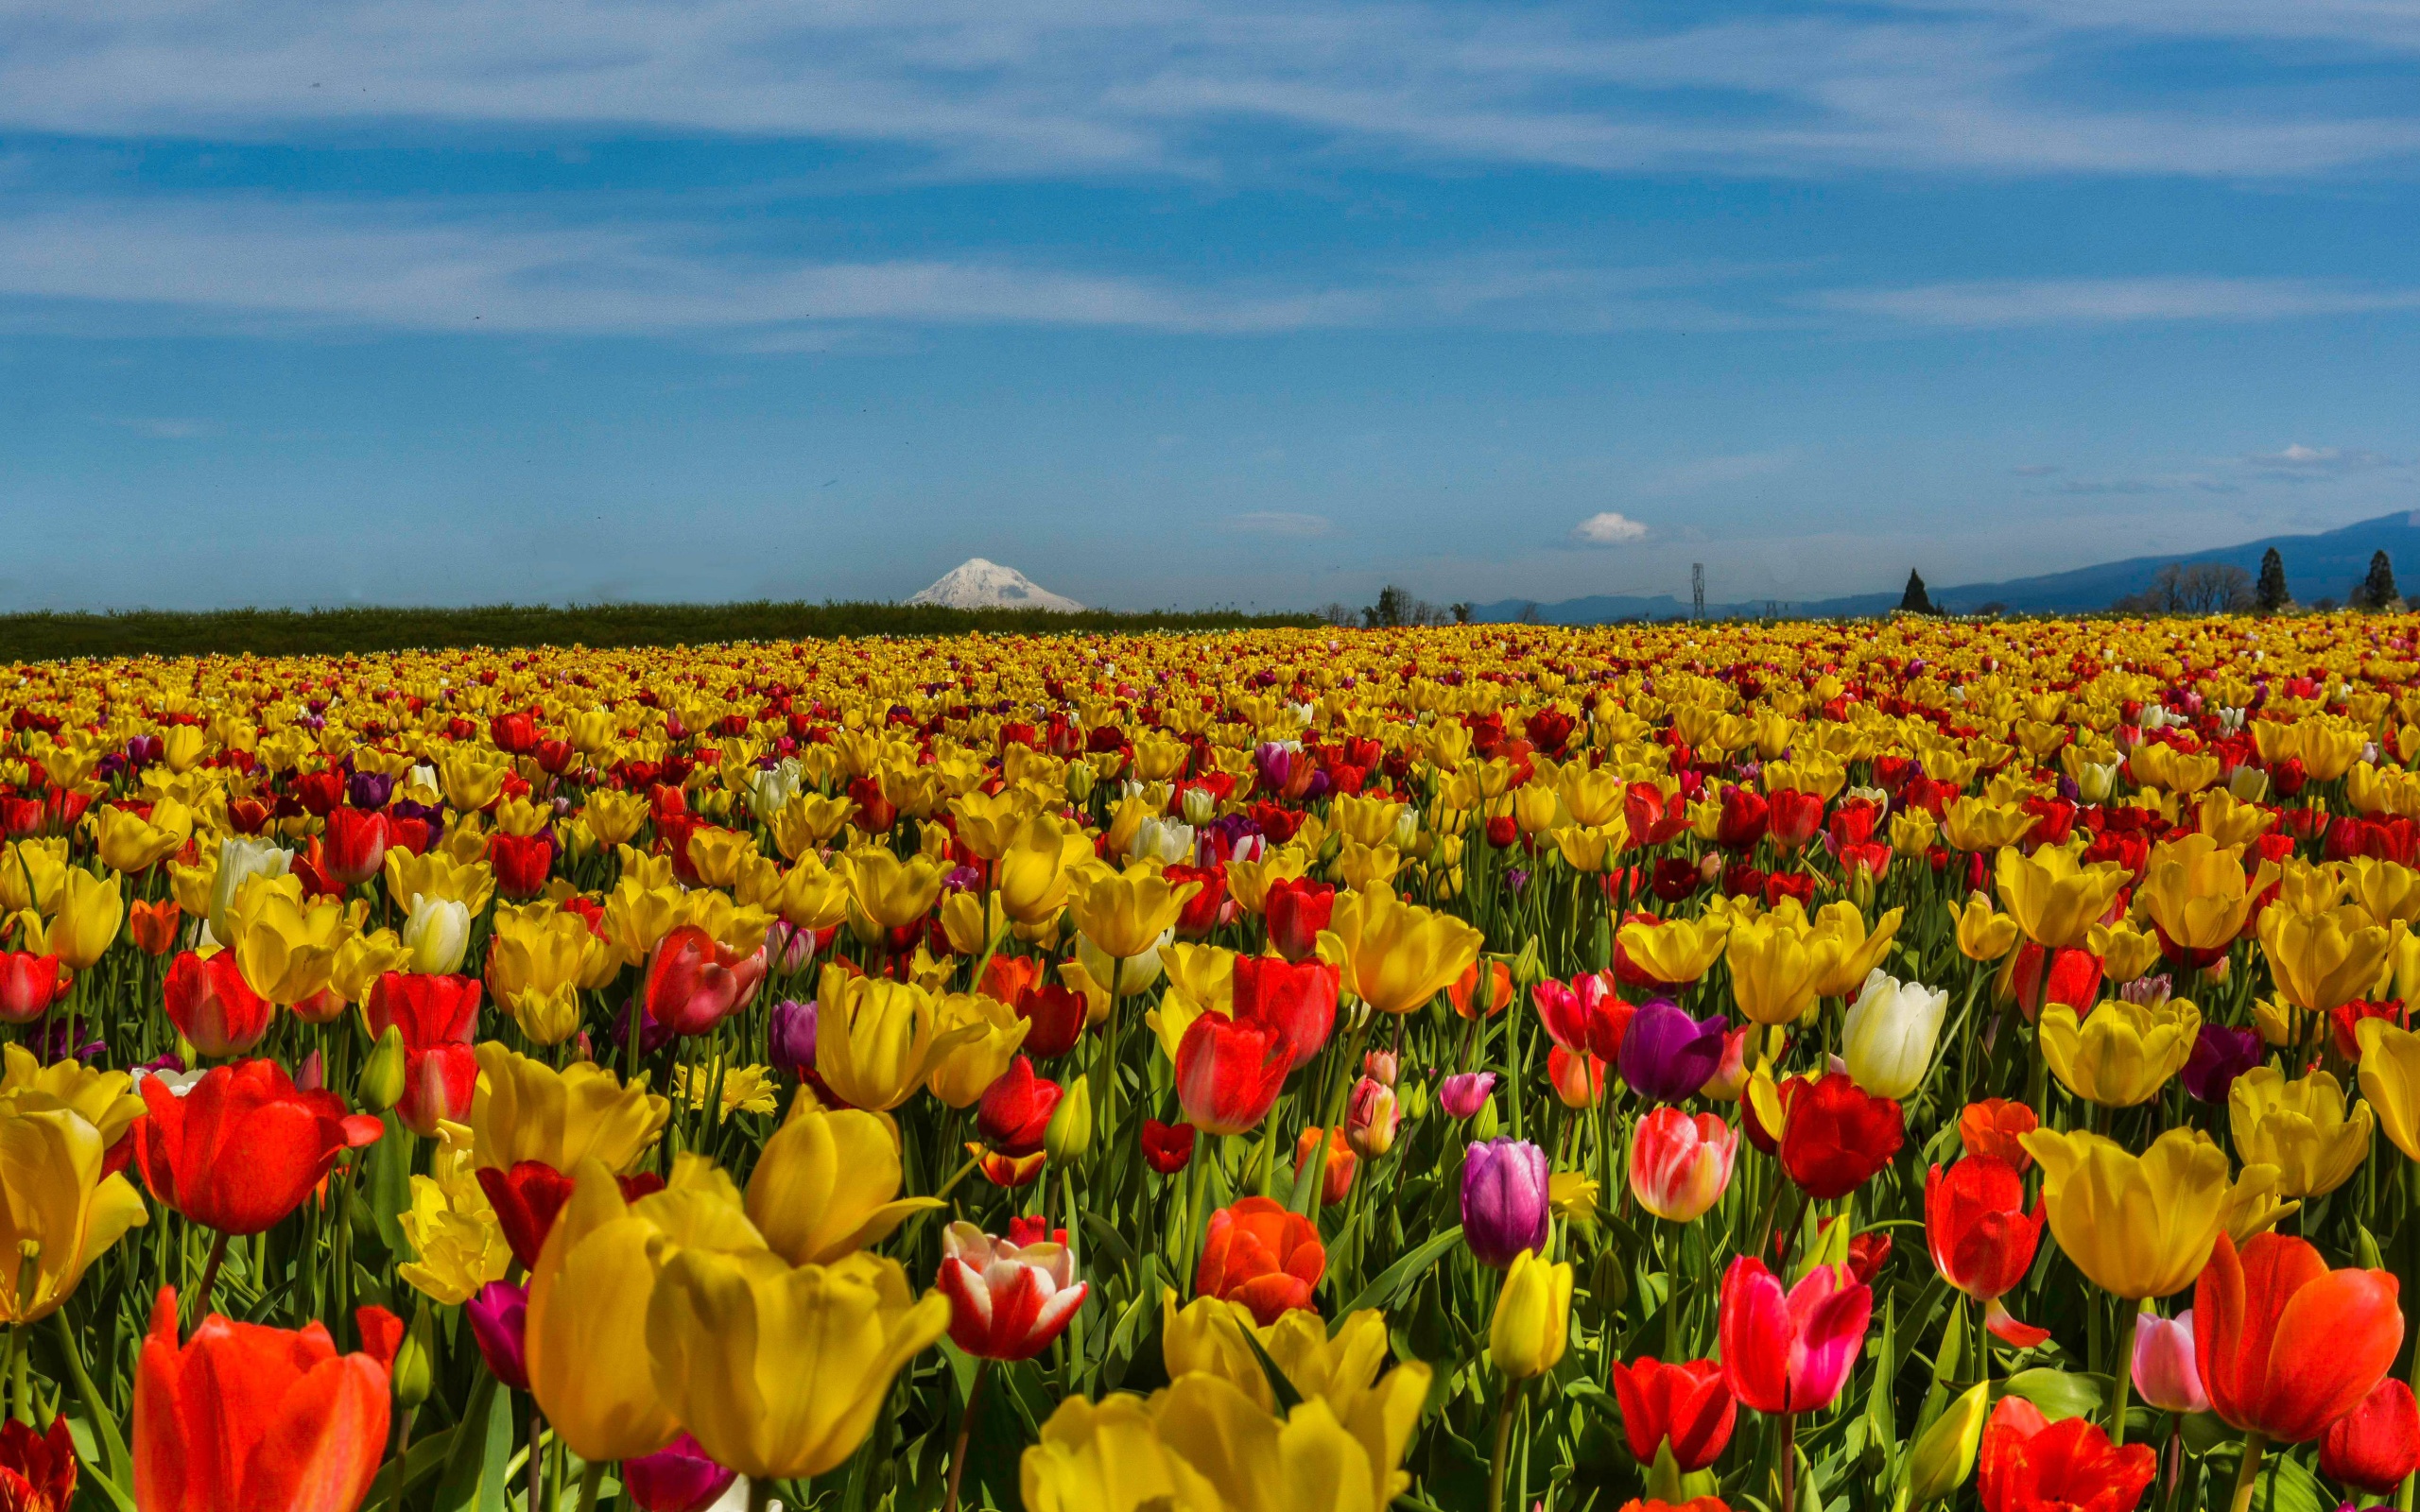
2358, 550, 2400, 611
1898, 569, 1933, 615
2255, 547, 2290, 614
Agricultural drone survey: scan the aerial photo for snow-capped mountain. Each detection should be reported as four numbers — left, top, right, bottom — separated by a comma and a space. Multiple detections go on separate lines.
905, 558, 1084, 611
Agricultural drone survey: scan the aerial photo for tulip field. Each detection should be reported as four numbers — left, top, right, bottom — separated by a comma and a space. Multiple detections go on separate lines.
9, 614, 2420, 1512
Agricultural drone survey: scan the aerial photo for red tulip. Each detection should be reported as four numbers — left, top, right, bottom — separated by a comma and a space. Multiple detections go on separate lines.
1012, 982, 1088, 1059
166, 948, 280, 1059
1232, 955, 1340, 1071
0, 951, 68, 1025
365, 972, 484, 1137
1141, 1118, 1197, 1174
2008, 942, 2103, 1023
1780, 1072, 1904, 1199
1925, 1158, 2045, 1302
133, 1060, 384, 1236
645, 925, 768, 1036
491, 711, 539, 755
1718, 1257, 1869, 1415
1264, 877, 1334, 963
1976, 1397, 2153, 1512
135, 1288, 400, 1512
320, 807, 389, 888
0, 1417, 76, 1512
488, 832, 555, 901
1713, 786, 1768, 850
1765, 789, 1824, 852
1608, 1357, 1735, 1472
935, 1222, 1088, 1362
2195, 1230, 2403, 1444
2320, 1378, 2420, 1494
1196, 1196, 1324, 1325
1174, 1009, 1289, 1137
474, 1162, 666, 1271
1165, 863, 1229, 940
976, 1057, 1062, 1158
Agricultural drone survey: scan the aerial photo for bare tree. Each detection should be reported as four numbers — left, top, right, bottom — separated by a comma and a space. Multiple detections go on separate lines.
2114, 562, 2254, 614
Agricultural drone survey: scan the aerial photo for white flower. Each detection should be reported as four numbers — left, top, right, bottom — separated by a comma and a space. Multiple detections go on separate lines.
208, 836, 294, 942
402, 893, 473, 974
1841, 967, 1947, 1100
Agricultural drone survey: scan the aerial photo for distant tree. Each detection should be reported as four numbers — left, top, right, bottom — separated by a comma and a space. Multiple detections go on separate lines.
2113, 561, 2253, 615
1451, 602, 1473, 626
1514, 602, 1544, 626
1974, 601, 2009, 617
2314, 596, 2340, 612
2352, 550, 2401, 611
1362, 585, 1454, 628
1320, 601, 1358, 627
2255, 548, 2291, 614
1898, 570, 1933, 614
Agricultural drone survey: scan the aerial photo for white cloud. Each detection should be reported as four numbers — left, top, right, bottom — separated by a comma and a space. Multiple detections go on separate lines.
1, 0, 2416, 185
1223, 511, 1335, 537
1813, 277, 2420, 329
1571, 510, 1650, 545
2237, 443, 2402, 476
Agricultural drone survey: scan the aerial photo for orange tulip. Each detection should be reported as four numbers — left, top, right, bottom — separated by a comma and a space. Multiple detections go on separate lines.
2194, 1230, 2402, 1443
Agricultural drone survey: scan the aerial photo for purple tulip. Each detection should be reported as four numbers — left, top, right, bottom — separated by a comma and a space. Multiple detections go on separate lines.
769, 998, 820, 1075
1460, 1137, 1550, 1268
347, 769, 396, 811
614, 996, 679, 1058
465, 1280, 529, 1390
2182, 1023, 2263, 1104
1438, 1071, 1497, 1120
622, 1433, 738, 1512
1619, 999, 1729, 1103
1253, 743, 1294, 794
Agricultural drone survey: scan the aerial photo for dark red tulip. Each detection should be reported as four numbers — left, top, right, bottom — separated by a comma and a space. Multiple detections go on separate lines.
1608, 1357, 1735, 1472
320, 808, 389, 888
488, 832, 555, 902
2320, 1378, 2420, 1494
1780, 1072, 1904, 1200
1264, 877, 1334, 963
1141, 1118, 1197, 1174
977, 1057, 1062, 1158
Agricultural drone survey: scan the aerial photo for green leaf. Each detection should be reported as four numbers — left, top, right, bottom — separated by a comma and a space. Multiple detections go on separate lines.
1336, 1225, 1465, 1318
1997, 1369, 2107, 1422
427, 1372, 503, 1512
1237, 1323, 1307, 1412
358, 1422, 460, 1509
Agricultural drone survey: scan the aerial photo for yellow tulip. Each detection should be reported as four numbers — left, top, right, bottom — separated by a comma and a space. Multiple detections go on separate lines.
0, 840, 68, 918
159, 725, 209, 773
90, 799, 193, 874
2229, 1065, 2374, 1197
2038, 998, 2201, 1108
2343, 857, 2420, 927
1065, 862, 1198, 960
744, 1098, 942, 1264
2135, 833, 2273, 954
1158, 1293, 1426, 1465
1549, 825, 1621, 874
2090, 919, 2165, 985
438, 749, 511, 813
939, 890, 1004, 958
470, 1042, 669, 1174
1332, 793, 1404, 848
925, 990, 1028, 1108
1489, 1247, 1572, 1379
398, 1141, 510, 1306
2358, 1018, 2420, 1161
46, 868, 123, 972
383, 847, 495, 914
1995, 845, 2128, 950
949, 788, 1029, 862
1226, 846, 1311, 916
1942, 797, 2035, 852
745, 852, 852, 934
1889, 809, 1939, 857
0, 1045, 143, 1149
0, 1102, 148, 1322
1807, 902, 1903, 999
581, 788, 650, 848
2017, 1127, 2231, 1299
842, 846, 945, 933
2196, 788, 2275, 848
683, 826, 756, 889
526, 1158, 769, 1463
1955, 896, 2019, 962
1323, 883, 1484, 1017
2219, 1162, 2300, 1246
2259, 903, 2392, 1013
1725, 902, 1845, 1027
764, 793, 856, 862
997, 814, 1091, 926
330, 928, 413, 1005
814, 965, 985, 1111
645, 1246, 947, 1480
2272, 858, 2351, 917
227, 874, 358, 1006
484, 902, 598, 1045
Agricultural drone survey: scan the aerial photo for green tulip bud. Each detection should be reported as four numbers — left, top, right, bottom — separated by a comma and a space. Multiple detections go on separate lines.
392, 1308, 437, 1410
1046, 1076, 1094, 1163
358, 1025, 407, 1113
1905, 1382, 1989, 1503
1472, 1097, 1501, 1141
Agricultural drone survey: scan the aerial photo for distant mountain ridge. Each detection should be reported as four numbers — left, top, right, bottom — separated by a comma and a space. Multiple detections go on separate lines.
1473, 510, 2420, 623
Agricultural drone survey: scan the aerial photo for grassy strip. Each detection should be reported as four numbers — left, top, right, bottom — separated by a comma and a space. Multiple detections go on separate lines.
0, 601, 1323, 662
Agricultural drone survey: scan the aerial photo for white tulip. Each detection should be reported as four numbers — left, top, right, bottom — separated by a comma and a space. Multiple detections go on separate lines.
1841, 967, 1947, 1100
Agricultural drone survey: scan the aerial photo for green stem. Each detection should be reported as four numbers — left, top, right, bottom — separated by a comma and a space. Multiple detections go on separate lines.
571, 1460, 604, 1512
942, 1357, 993, 1512
1486, 1380, 1520, 1512
2228, 1432, 2267, 1512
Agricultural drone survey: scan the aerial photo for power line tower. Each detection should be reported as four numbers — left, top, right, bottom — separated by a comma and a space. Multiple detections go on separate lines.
1691, 563, 1705, 620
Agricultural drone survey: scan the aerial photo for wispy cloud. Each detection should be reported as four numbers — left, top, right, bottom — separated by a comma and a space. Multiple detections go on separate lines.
1814, 277, 2420, 329
2047, 473, 2239, 496
110, 417, 215, 439
4, 0, 2419, 184
1571, 510, 1651, 545
2236, 443, 2404, 478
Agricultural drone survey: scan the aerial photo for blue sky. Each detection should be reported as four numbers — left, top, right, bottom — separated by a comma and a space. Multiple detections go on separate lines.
4, 0, 2419, 613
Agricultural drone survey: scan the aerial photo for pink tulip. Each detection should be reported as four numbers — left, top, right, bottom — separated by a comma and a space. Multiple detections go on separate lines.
1718, 1256, 1871, 1415
2131, 1309, 2207, 1415
1629, 1108, 1737, 1222
1439, 1072, 1496, 1120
